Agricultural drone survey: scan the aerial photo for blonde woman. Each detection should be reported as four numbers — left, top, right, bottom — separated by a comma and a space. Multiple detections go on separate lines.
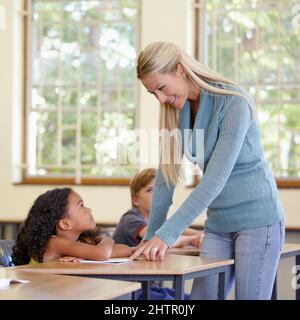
131, 42, 285, 300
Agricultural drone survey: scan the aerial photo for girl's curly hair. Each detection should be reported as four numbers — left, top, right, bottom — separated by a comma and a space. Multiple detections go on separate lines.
78, 227, 103, 245
12, 187, 73, 265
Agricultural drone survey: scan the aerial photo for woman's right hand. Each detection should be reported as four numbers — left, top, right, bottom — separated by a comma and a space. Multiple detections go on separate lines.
130, 240, 148, 253
130, 236, 168, 261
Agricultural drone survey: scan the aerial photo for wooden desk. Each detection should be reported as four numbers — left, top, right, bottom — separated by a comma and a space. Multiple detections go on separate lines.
12, 254, 234, 300
167, 246, 199, 256
272, 243, 300, 300
0, 269, 140, 300
168, 243, 300, 300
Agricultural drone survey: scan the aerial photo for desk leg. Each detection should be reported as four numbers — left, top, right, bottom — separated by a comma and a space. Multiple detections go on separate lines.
0, 223, 5, 238
141, 281, 150, 300
131, 290, 137, 300
218, 271, 225, 300
174, 275, 184, 300
296, 255, 300, 301
271, 275, 277, 300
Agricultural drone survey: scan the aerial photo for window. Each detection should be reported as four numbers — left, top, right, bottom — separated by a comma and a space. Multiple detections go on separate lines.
23, 0, 141, 185
195, 0, 300, 187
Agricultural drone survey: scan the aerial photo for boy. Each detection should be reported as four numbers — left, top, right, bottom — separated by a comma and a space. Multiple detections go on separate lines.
113, 168, 204, 300
113, 168, 204, 248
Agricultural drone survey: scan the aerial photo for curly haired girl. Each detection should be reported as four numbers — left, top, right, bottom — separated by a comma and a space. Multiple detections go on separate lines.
12, 187, 133, 265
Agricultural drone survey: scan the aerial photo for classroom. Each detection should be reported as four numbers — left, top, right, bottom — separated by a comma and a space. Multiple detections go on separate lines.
0, 0, 299, 301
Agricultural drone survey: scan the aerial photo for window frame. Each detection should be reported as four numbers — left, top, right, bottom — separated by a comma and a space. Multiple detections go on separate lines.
193, 0, 300, 189
20, 0, 144, 186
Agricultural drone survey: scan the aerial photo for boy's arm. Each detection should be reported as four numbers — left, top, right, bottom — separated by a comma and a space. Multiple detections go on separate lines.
182, 227, 201, 236
171, 231, 204, 248
137, 225, 148, 239
171, 235, 196, 248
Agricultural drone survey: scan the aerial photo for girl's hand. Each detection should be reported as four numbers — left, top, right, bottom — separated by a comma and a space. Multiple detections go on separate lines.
58, 256, 81, 262
130, 236, 168, 261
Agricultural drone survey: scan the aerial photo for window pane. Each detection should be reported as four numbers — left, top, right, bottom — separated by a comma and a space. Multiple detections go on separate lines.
26, 0, 141, 181
202, 0, 300, 178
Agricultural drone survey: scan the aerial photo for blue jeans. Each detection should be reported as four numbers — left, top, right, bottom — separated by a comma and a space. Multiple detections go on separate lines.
190, 220, 285, 300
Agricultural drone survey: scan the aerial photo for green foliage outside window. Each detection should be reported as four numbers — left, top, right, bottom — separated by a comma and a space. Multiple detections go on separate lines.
204, 0, 300, 178
28, 0, 140, 179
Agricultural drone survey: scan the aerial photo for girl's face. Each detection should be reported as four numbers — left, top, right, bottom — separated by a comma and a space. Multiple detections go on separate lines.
140, 64, 191, 110
66, 191, 95, 232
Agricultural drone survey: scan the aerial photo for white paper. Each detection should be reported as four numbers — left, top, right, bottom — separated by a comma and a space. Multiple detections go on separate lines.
79, 258, 132, 264
0, 278, 30, 289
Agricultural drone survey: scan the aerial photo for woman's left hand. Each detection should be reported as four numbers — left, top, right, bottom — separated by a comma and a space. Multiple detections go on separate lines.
130, 236, 168, 261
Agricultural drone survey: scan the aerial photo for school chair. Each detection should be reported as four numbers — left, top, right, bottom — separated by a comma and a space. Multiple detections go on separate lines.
0, 239, 15, 267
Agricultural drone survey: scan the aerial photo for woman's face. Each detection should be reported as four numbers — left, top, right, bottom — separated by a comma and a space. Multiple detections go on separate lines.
141, 64, 190, 110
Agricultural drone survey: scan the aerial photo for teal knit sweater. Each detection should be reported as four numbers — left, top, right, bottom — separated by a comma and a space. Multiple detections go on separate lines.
144, 83, 285, 247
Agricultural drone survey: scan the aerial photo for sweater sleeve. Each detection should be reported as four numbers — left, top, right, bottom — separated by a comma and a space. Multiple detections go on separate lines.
154, 95, 252, 246
143, 167, 175, 241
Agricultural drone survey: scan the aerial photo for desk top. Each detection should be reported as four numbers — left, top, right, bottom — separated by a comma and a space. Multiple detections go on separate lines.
0, 269, 140, 300
167, 246, 199, 256
281, 243, 300, 254
167, 242, 300, 257
12, 254, 234, 276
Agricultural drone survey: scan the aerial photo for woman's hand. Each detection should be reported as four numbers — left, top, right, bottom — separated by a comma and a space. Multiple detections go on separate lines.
130, 241, 147, 253
130, 236, 168, 261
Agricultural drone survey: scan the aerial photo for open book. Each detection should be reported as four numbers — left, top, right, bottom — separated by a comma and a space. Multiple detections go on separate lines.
78, 258, 132, 264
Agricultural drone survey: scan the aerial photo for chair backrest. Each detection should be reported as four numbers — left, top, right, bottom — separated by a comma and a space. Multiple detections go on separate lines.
101, 227, 116, 238
0, 239, 15, 267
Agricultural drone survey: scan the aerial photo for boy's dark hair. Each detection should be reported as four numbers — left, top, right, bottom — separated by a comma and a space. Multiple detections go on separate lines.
130, 168, 156, 207
12, 187, 72, 265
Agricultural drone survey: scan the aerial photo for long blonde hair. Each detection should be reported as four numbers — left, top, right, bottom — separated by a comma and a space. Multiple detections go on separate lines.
137, 41, 253, 187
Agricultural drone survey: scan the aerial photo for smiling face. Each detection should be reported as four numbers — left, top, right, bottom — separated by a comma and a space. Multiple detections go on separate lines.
141, 64, 191, 110
64, 191, 96, 233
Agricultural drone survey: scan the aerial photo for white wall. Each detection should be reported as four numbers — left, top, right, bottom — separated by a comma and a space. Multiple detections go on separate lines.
0, 0, 299, 229
0, 0, 192, 224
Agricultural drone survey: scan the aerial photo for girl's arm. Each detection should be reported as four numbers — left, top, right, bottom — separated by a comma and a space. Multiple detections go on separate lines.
46, 236, 115, 261
110, 243, 134, 258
